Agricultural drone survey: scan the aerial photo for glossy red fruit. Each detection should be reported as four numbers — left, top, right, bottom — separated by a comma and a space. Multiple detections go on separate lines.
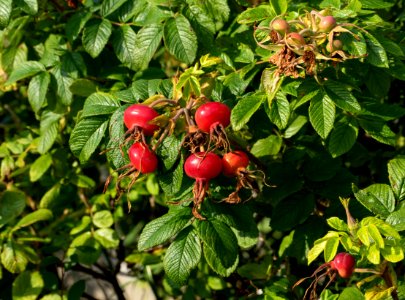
319, 16, 337, 33
330, 252, 356, 278
128, 142, 158, 174
184, 152, 223, 180
195, 102, 231, 133
286, 32, 306, 47
124, 104, 159, 135
222, 151, 250, 177
271, 18, 290, 35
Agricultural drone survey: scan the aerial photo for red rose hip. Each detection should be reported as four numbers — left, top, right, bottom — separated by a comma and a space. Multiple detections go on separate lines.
330, 252, 356, 278
222, 151, 249, 177
185, 152, 223, 180
128, 142, 158, 174
124, 104, 159, 136
195, 102, 231, 133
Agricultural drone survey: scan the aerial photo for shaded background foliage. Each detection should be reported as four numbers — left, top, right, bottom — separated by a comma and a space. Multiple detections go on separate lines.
0, 0, 405, 299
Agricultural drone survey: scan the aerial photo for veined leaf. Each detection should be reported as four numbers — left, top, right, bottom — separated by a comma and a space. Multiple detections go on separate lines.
164, 15, 197, 64
82, 92, 120, 117
231, 93, 265, 131
134, 24, 163, 70
65, 11, 92, 43
309, 92, 335, 139
236, 5, 276, 25
38, 111, 62, 154
27, 72, 50, 114
163, 226, 201, 286
112, 25, 136, 68
94, 228, 120, 248
138, 208, 191, 251
268, 91, 290, 130
101, 0, 127, 17
0, 0, 12, 28
82, 19, 112, 58
5, 61, 45, 84
328, 118, 358, 157
19, 0, 38, 15
324, 237, 339, 262
387, 157, 405, 201
324, 80, 361, 113
50, 64, 74, 106
198, 220, 239, 276
69, 116, 109, 164
1, 242, 29, 273
364, 32, 389, 68
353, 184, 395, 217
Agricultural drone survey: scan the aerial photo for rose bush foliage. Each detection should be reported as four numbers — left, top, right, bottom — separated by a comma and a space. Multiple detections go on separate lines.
1, 0, 405, 299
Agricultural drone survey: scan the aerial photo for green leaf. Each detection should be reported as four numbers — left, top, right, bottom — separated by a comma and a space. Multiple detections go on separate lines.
133, 24, 163, 70
270, 0, 287, 14
37, 111, 61, 154
12, 209, 53, 232
5, 61, 45, 85
0, 190, 26, 227
94, 228, 120, 248
361, 0, 394, 9
12, 271, 44, 300
387, 156, 405, 201
386, 206, 405, 232
101, 0, 127, 17
164, 15, 197, 64
327, 217, 349, 232
67, 232, 101, 265
324, 236, 339, 262
284, 115, 308, 138
50, 64, 74, 106
106, 105, 128, 169
324, 81, 361, 113
0, 0, 12, 28
251, 135, 282, 157
236, 5, 276, 25
156, 134, 183, 171
82, 92, 120, 117
70, 79, 98, 97
309, 92, 336, 139
268, 91, 290, 130
70, 216, 91, 235
328, 118, 358, 157
92, 210, 114, 228
262, 68, 284, 106
367, 243, 380, 264
364, 32, 389, 68
163, 226, 201, 286
19, 0, 38, 15
368, 224, 385, 248
27, 72, 50, 114
380, 242, 404, 263
69, 117, 109, 164
112, 25, 136, 68
39, 182, 61, 209
307, 240, 327, 265
231, 93, 265, 131
29, 153, 52, 182
338, 287, 365, 300
138, 208, 191, 251
198, 220, 239, 276
65, 11, 92, 43
359, 119, 396, 146
82, 19, 112, 58
353, 184, 395, 217
1, 242, 29, 273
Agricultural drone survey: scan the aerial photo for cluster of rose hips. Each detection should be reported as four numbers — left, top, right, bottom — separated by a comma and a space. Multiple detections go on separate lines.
108, 99, 260, 219
255, 10, 358, 77
294, 252, 356, 299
